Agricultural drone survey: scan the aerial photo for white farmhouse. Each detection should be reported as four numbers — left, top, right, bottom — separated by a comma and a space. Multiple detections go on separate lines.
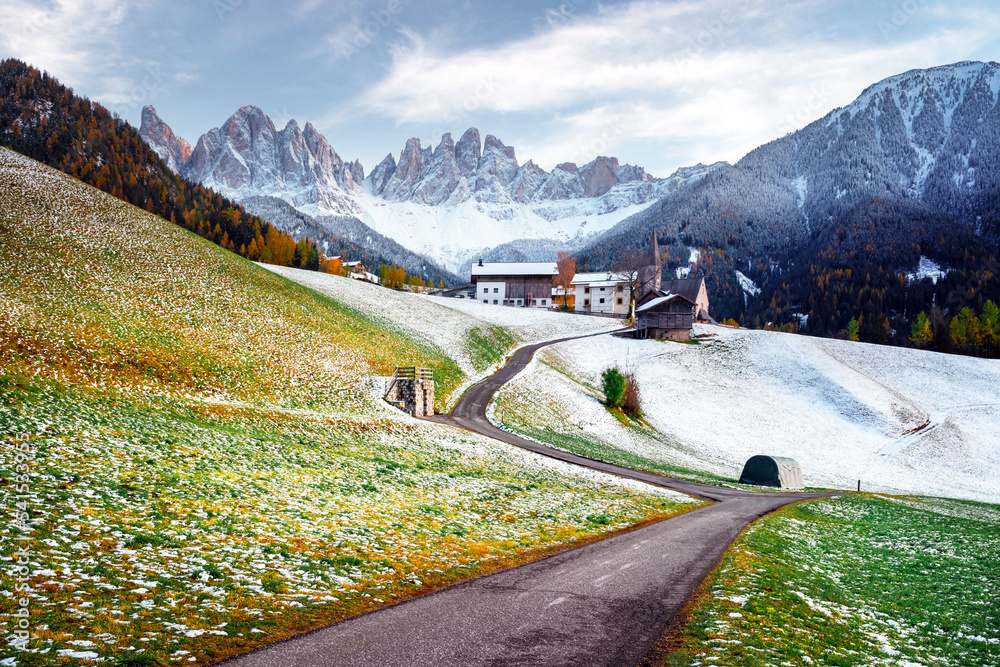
572, 272, 630, 316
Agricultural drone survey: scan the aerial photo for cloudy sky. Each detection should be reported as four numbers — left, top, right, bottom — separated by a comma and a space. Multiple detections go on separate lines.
1, 0, 998, 176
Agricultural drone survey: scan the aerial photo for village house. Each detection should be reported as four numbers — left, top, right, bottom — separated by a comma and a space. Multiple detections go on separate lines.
470, 260, 557, 308
571, 272, 630, 316
345, 260, 379, 285
634, 233, 713, 340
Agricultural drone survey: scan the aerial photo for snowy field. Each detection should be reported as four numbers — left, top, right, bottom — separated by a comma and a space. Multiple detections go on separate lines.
499, 325, 1000, 502
263, 265, 620, 356
262, 265, 620, 403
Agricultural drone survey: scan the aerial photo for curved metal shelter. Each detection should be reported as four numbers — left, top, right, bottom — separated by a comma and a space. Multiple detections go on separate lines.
739, 455, 804, 489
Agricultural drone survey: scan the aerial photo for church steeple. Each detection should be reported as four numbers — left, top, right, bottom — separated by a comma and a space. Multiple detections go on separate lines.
650, 229, 662, 292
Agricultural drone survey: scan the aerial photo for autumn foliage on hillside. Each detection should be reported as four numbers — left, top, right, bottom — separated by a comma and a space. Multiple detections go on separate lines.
0, 59, 319, 270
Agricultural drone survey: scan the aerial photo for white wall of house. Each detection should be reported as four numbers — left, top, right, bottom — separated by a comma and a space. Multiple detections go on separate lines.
574, 281, 629, 315
478, 281, 506, 305
525, 295, 551, 308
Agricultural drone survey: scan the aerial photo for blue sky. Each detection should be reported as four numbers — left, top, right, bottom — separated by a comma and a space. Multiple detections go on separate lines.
1, 0, 998, 177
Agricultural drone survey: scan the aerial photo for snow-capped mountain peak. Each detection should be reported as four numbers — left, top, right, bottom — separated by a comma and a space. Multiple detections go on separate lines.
139, 108, 715, 271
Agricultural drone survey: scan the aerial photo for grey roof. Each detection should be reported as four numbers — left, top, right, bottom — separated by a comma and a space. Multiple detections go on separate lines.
636, 294, 681, 313
660, 277, 704, 304
471, 262, 557, 277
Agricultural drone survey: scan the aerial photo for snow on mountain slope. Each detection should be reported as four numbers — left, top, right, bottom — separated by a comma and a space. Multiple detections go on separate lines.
140, 105, 718, 273
793, 60, 1000, 221
347, 188, 657, 270
497, 325, 1000, 502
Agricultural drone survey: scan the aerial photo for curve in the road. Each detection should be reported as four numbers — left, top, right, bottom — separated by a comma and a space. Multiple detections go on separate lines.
218, 329, 836, 667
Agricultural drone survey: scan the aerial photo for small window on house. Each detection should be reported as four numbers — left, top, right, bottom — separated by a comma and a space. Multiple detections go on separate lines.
599, 287, 605, 292
584, 299, 590, 307
599, 298, 605, 304
517, 299, 522, 305
532, 300, 537, 306
617, 298, 623, 305
541, 300, 547, 306
482, 298, 488, 303
493, 287, 499, 293
584, 287, 590, 294
617, 285, 624, 292
493, 300, 498, 304
482, 287, 488, 293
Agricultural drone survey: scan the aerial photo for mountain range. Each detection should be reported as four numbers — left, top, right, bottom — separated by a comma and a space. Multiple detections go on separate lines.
140, 106, 720, 272
141, 60, 1000, 346
580, 60, 1000, 339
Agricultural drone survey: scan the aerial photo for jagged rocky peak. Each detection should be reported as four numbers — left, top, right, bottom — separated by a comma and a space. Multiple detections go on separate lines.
455, 128, 481, 176
222, 105, 275, 148
475, 134, 520, 201
510, 159, 547, 203
377, 137, 426, 201
434, 132, 456, 158
578, 156, 649, 197
168, 105, 365, 215
368, 153, 397, 194
139, 106, 192, 173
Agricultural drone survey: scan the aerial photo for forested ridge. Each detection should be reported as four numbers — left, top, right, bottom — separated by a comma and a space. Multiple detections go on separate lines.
0, 59, 323, 271
582, 61, 1000, 357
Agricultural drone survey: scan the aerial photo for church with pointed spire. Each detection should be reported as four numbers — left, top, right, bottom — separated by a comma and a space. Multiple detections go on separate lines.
634, 230, 713, 339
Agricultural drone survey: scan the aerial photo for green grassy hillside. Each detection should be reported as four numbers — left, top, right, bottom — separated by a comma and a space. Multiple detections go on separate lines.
0, 148, 698, 666
665, 495, 1000, 666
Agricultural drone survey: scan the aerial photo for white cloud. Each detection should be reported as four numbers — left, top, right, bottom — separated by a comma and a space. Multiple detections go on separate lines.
347, 0, 1000, 173
0, 0, 130, 97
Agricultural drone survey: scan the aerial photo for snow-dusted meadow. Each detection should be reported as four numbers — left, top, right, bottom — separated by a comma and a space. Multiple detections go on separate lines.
496, 325, 1000, 502
0, 148, 696, 665
262, 265, 621, 407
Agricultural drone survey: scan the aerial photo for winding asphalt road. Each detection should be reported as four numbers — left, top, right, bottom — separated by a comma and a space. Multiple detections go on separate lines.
220, 330, 836, 667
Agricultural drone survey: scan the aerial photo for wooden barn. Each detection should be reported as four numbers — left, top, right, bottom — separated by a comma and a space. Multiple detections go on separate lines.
635, 291, 698, 340
661, 277, 712, 323
470, 260, 557, 308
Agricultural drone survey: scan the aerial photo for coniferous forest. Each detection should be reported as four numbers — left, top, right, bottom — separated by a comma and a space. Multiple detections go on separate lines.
582, 65, 1000, 358
0, 59, 322, 271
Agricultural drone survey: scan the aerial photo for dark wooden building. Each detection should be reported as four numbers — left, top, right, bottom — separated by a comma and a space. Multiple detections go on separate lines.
635, 291, 698, 340
661, 277, 712, 323
470, 260, 558, 308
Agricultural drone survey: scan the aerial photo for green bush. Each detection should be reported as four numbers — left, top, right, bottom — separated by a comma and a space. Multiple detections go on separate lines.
601, 367, 626, 408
